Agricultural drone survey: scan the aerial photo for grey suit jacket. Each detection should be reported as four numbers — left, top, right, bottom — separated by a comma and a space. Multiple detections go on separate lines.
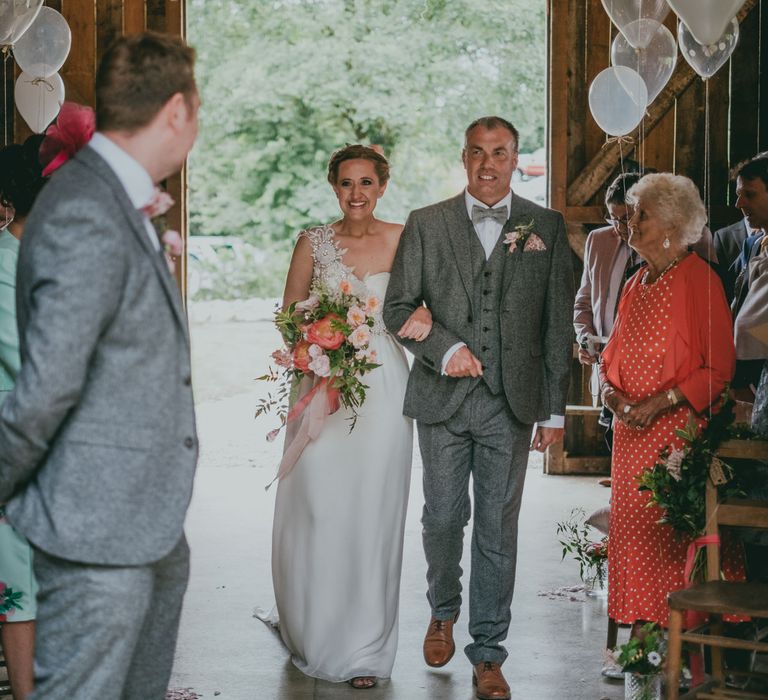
383, 192, 574, 425
0, 146, 198, 566
714, 219, 750, 304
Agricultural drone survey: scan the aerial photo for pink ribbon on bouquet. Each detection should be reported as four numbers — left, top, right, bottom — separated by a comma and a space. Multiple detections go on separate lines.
265, 376, 339, 489
683, 533, 720, 687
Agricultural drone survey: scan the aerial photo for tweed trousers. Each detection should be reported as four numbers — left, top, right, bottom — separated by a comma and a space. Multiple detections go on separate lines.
28, 535, 189, 700
417, 382, 531, 665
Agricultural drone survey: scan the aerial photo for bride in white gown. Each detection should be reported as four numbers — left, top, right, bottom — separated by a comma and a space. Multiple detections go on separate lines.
270, 145, 431, 689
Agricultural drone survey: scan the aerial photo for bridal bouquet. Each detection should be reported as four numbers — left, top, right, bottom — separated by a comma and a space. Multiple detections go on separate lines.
256, 278, 381, 437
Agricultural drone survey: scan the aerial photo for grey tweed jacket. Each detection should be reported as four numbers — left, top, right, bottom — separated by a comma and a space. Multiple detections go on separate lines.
0, 146, 198, 566
383, 192, 574, 425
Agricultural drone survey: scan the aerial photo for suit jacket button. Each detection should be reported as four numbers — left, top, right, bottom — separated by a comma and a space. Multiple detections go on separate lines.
484, 271, 491, 277
467, 315, 473, 323
183, 375, 192, 386
482, 345, 489, 352
184, 436, 195, 449
482, 290, 490, 296
483, 326, 489, 332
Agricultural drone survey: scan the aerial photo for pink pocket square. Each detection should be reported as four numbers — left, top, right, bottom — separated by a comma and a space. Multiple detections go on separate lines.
523, 233, 547, 252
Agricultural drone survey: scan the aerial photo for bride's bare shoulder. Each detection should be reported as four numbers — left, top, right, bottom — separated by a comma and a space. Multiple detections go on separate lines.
378, 221, 404, 240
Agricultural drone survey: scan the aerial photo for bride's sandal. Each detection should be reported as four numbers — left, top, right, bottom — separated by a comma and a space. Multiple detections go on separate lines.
348, 676, 377, 690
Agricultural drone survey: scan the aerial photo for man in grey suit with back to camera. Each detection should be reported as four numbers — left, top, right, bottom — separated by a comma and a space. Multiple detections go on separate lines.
384, 117, 574, 700
0, 33, 200, 700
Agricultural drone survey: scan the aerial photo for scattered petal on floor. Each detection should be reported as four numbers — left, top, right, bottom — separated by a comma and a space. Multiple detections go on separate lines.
537, 584, 587, 602
166, 689, 201, 700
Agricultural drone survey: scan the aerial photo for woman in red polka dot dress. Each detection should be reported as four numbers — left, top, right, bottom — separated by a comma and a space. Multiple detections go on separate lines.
599, 173, 740, 632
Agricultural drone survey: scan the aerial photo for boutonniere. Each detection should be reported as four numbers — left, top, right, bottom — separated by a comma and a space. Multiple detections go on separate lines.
503, 219, 535, 254
141, 189, 184, 275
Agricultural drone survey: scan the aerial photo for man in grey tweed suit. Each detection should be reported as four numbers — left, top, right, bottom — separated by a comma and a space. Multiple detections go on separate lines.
384, 117, 573, 700
0, 33, 200, 699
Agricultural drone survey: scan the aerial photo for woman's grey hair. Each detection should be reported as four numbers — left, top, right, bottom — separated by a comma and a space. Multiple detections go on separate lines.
626, 173, 706, 247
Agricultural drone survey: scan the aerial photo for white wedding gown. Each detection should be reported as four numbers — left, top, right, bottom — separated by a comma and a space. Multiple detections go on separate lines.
270, 225, 413, 681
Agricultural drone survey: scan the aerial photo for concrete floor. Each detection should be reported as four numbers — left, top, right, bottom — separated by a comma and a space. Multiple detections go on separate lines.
170, 304, 626, 700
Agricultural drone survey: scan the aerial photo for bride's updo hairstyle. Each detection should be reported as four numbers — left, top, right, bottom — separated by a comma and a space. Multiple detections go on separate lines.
327, 144, 390, 186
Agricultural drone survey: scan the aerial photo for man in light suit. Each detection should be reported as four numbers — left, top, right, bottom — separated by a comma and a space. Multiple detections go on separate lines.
384, 117, 573, 700
0, 33, 200, 700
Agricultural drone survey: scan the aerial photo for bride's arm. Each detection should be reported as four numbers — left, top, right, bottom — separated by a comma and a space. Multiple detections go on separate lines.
282, 235, 314, 311
397, 305, 432, 342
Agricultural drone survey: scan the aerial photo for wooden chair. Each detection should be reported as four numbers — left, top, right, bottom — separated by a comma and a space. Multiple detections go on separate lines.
666, 439, 768, 700
0, 644, 10, 698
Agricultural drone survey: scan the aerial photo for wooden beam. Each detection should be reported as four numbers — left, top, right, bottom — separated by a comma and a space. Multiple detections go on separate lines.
60, 0, 98, 106
124, 0, 146, 34
566, 0, 759, 208
97, 0, 123, 63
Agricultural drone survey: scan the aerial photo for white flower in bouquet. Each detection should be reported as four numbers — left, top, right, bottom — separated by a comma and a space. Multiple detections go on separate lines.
364, 295, 381, 315
295, 294, 319, 311
349, 324, 372, 349
647, 651, 662, 667
346, 305, 367, 327
308, 352, 331, 377
664, 447, 686, 482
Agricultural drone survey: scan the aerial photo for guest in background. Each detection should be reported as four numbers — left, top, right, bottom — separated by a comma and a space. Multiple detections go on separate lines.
0, 134, 46, 700
574, 172, 642, 445
599, 173, 740, 633
729, 155, 768, 402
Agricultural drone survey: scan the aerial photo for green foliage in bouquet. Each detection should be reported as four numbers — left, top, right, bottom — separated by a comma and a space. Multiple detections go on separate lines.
556, 508, 608, 588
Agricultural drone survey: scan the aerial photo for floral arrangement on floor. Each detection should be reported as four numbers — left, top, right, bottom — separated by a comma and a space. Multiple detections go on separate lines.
555, 508, 608, 590
613, 623, 665, 675
256, 278, 381, 434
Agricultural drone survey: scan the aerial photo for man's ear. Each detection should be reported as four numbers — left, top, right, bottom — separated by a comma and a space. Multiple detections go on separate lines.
163, 92, 188, 131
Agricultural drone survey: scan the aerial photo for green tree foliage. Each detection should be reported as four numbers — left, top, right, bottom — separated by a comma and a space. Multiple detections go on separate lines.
187, 0, 545, 294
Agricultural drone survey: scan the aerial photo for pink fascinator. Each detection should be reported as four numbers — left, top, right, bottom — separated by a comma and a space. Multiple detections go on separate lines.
39, 102, 96, 177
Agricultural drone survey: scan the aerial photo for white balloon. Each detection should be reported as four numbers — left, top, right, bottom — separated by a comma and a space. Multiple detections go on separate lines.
12, 6, 70, 78
600, 0, 670, 49
667, 0, 745, 47
612, 19, 677, 104
678, 18, 739, 80
14, 70, 64, 133
589, 66, 648, 137
0, 0, 42, 46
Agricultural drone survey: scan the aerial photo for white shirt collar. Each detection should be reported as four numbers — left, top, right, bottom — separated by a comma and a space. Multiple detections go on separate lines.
88, 133, 155, 211
464, 188, 513, 219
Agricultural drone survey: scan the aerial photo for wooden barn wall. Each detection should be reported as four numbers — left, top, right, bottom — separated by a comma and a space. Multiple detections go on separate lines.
0, 0, 187, 291
549, 0, 768, 259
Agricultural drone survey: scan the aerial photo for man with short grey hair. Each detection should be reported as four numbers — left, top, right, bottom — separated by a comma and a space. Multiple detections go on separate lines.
0, 32, 200, 700
385, 116, 573, 700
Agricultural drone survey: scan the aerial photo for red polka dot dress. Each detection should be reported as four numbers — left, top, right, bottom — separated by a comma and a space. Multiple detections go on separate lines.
607, 263, 744, 625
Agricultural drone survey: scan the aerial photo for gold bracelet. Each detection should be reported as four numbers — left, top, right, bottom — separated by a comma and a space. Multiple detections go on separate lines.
666, 388, 677, 406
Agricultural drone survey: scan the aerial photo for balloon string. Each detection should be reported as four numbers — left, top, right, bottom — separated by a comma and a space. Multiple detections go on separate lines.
2, 50, 8, 147
705, 78, 713, 420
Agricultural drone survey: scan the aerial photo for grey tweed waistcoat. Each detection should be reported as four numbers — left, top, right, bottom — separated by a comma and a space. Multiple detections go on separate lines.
468, 228, 506, 395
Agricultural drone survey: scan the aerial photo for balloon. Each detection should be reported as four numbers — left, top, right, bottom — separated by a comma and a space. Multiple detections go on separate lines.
12, 6, 70, 78
667, 0, 746, 47
0, 0, 43, 46
589, 66, 648, 136
14, 70, 64, 133
600, 0, 670, 49
678, 18, 739, 80
611, 19, 677, 104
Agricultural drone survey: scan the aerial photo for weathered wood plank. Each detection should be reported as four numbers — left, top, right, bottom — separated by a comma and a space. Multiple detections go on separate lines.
97, 0, 123, 62
124, 0, 146, 34
60, 0, 98, 106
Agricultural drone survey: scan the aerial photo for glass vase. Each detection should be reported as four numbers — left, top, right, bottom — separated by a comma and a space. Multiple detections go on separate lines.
624, 672, 661, 700
585, 572, 607, 597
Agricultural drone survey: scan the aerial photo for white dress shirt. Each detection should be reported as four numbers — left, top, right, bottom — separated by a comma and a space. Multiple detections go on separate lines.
88, 133, 161, 251
439, 189, 563, 429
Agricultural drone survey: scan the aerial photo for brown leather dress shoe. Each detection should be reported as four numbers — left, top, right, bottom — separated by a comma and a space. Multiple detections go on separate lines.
473, 661, 511, 700
423, 611, 459, 667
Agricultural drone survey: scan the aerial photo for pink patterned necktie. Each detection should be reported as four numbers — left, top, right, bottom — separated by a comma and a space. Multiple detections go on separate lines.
140, 188, 174, 218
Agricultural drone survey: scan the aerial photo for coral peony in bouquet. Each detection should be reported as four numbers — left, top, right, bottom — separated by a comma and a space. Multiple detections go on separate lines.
257, 278, 381, 436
